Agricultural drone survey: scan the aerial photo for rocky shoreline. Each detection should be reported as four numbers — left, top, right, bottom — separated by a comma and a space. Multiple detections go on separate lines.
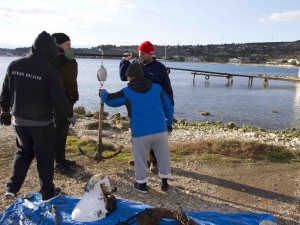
73, 107, 300, 152
1, 110, 300, 153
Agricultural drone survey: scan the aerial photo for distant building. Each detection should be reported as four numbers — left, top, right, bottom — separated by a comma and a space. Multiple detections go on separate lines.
229, 57, 250, 64
287, 59, 300, 65
229, 58, 240, 63
265, 61, 278, 65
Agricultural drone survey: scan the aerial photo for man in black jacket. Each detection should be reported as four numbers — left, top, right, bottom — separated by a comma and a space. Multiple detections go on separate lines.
51, 32, 79, 174
0, 31, 75, 202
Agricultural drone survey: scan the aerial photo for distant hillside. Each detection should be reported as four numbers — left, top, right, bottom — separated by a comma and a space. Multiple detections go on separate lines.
1, 41, 300, 64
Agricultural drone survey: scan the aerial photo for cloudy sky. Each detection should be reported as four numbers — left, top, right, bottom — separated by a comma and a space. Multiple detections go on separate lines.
1, 0, 300, 48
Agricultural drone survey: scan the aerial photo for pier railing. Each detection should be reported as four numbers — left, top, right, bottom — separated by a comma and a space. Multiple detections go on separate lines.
167, 67, 300, 87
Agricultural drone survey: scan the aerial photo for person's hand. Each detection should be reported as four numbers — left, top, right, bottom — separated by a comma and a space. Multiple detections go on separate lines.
99, 89, 107, 98
0, 111, 11, 126
122, 52, 132, 61
132, 59, 140, 64
65, 49, 75, 60
68, 115, 76, 126
167, 125, 173, 134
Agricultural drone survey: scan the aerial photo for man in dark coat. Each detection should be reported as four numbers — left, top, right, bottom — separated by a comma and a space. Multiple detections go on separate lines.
0, 31, 75, 202
51, 32, 79, 174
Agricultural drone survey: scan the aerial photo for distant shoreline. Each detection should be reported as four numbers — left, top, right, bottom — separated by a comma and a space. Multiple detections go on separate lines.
240, 63, 299, 69
158, 58, 300, 69
213, 61, 299, 69
1, 55, 299, 69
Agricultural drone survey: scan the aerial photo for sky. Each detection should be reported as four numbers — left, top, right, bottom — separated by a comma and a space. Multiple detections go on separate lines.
1, 0, 300, 48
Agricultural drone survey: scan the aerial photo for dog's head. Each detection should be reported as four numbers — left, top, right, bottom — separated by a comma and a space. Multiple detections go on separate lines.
84, 174, 112, 194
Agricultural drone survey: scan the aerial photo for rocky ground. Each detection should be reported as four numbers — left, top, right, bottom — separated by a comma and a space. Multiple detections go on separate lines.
0, 117, 300, 224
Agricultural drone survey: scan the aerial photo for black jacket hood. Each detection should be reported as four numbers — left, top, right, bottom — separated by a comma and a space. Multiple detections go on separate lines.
29, 31, 58, 62
127, 77, 152, 93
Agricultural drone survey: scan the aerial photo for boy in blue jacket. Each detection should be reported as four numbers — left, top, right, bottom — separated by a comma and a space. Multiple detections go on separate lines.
99, 63, 174, 193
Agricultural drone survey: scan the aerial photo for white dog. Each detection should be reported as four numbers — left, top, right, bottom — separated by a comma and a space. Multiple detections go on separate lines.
71, 175, 113, 222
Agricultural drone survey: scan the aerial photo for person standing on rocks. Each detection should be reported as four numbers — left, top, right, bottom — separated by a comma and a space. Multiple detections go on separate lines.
0, 31, 75, 202
119, 41, 174, 173
51, 32, 79, 174
100, 63, 174, 193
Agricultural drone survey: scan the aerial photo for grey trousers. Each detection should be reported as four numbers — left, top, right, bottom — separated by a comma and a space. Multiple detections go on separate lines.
132, 132, 171, 183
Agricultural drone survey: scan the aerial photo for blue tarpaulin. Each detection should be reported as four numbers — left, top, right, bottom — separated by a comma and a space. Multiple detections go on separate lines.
0, 192, 277, 225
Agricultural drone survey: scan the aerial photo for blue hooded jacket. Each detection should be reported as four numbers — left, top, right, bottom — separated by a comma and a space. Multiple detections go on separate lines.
101, 78, 174, 137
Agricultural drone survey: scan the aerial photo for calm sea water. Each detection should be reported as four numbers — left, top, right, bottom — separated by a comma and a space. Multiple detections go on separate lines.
1, 56, 299, 130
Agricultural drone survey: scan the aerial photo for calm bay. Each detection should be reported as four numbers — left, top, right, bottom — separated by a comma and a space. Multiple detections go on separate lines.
0, 56, 299, 130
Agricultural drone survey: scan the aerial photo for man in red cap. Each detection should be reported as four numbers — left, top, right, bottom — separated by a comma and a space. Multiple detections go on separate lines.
119, 41, 174, 174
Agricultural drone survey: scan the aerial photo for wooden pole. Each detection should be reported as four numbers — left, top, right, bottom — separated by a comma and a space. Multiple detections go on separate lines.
95, 94, 104, 162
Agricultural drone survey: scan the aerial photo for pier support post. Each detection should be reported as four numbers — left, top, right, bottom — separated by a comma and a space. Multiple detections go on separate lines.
227, 75, 233, 86
192, 72, 196, 85
248, 77, 253, 87
263, 78, 269, 87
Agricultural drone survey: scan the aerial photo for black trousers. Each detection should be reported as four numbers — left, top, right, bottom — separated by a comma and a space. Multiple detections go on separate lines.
6, 123, 55, 197
54, 113, 70, 164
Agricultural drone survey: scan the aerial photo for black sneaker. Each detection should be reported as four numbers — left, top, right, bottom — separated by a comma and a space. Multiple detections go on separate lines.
54, 164, 75, 174
161, 178, 169, 192
5, 192, 17, 200
42, 187, 61, 202
134, 182, 148, 194
63, 159, 76, 166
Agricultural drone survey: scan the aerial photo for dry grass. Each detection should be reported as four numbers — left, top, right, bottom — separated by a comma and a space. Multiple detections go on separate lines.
170, 139, 299, 162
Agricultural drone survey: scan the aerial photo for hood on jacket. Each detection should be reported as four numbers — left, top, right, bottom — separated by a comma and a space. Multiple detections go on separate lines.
29, 31, 58, 62
127, 77, 152, 93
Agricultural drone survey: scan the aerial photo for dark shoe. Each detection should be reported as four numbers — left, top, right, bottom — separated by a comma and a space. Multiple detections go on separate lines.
55, 164, 75, 174
42, 187, 61, 202
150, 162, 158, 174
128, 160, 151, 167
63, 159, 76, 166
134, 182, 148, 194
161, 178, 169, 192
128, 160, 135, 166
5, 192, 17, 200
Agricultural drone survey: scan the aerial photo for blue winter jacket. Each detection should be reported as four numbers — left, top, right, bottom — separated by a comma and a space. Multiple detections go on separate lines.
100, 78, 174, 137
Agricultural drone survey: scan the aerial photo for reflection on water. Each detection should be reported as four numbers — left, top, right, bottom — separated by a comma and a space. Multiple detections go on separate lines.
0, 57, 299, 130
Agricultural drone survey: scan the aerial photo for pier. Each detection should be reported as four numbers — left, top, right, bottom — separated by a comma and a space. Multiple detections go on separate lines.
167, 67, 300, 87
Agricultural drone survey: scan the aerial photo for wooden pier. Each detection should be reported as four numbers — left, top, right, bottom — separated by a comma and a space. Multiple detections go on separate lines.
167, 67, 300, 87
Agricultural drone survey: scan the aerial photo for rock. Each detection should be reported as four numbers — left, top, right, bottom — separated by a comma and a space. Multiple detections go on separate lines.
198, 111, 210, 116
84, 122, 111, 130
74, 106, 86, 115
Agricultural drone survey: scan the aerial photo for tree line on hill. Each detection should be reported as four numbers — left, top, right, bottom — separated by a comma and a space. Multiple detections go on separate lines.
1, 40, 300, 64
